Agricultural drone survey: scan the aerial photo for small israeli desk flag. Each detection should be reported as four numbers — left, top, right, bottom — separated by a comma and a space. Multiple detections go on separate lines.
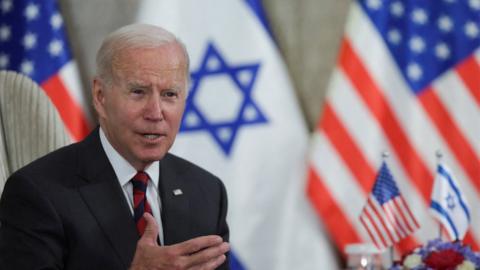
430, 163, 470, 240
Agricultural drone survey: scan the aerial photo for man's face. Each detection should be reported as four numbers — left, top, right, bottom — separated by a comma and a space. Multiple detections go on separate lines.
93, 42, 187, 170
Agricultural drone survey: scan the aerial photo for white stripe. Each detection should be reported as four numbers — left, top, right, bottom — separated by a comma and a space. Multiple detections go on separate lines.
383, 201, 408, 237
58, 61, 91, 121
430, 209, 456, 241
360, 213, 384, 249
309, 132, 369, 240
433, 68, 480, 155
364, 201, 392, 249
395, 197, 418, 233
370, 197, 400, 243
474, 48, 480, 63
328, 68, 384, 169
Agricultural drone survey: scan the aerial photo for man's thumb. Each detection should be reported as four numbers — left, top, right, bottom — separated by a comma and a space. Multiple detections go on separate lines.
139, 212, 159, 246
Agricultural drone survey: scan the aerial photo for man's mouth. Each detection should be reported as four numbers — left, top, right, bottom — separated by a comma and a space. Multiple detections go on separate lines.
142, 133, 162, 140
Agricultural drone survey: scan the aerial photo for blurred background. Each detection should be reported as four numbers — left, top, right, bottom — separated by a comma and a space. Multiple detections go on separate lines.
3, 0, 480, 269
58, 0, 350, 130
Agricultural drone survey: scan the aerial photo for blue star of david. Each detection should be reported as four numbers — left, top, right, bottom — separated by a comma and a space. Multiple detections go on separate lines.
179, 42, 268, 155
446, 193, 456, 210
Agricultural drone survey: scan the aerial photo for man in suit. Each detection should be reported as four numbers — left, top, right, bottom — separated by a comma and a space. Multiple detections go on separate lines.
0, 24, 230, 269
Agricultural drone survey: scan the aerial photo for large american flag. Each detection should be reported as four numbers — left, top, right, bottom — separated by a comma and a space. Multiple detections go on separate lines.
359, 161, 419, 250
307, 0, 480, 255
0, 0, 90, 141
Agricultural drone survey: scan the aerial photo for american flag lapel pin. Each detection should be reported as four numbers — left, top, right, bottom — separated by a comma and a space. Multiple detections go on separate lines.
173, 189, 183, 196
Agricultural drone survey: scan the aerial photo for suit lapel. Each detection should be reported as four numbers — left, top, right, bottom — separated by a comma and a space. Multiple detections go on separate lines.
159, 154, 191, 244
76, 129, 138, 268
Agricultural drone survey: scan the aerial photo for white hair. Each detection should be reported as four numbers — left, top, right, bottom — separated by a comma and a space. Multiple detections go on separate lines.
95, 23, 190, 86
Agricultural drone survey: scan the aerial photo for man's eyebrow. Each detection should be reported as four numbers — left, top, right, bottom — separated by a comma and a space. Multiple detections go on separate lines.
126, 82, 151, 88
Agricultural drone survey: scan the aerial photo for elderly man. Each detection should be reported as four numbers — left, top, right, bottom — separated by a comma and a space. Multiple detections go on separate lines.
0, 24, 230, 270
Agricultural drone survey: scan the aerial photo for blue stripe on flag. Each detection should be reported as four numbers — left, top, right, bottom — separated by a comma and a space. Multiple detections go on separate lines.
430, 200, 460, 239
229, 250, 246, 270
244, 0, 274, 40
438, 165, 471, 221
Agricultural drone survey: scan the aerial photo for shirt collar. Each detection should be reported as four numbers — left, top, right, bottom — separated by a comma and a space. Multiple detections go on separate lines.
99, 127, 159, 188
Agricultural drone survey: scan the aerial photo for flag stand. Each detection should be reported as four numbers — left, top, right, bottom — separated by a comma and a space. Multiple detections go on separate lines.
381, 151, 395, 265
435, 150, 443, 240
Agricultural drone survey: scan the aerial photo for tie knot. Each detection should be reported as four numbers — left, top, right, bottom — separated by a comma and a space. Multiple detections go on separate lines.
132, 171, 149, 191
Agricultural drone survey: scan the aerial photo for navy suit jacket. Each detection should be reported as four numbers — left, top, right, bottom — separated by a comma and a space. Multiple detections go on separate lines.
0, 129, 229, 269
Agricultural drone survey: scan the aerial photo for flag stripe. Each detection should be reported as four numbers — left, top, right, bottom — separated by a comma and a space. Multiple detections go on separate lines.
430, 201, 460, 239
339, 39, 433, 199
41, 74, 90, 141
307, 167, 363, 253
397, 197, 420, 230
319, 103, 375, 192
359, 214, 383, 249
383, 202, 408, 237
362, 205, 390, 248
369, 199, 398, 243
432, 66, 480, 156
418, 88, 480, 194
456, 56, 480, 108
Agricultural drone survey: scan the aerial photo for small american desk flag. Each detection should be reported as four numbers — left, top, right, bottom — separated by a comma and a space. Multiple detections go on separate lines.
360, 162, 419, 250
0, 0, 90, 141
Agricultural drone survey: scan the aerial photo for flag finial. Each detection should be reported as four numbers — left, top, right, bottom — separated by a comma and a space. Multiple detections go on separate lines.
381, 151, 389, 160
435, 150, 443, 160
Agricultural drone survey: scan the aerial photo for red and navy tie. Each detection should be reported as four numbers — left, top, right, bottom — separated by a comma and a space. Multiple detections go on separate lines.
131, 171, 152, 236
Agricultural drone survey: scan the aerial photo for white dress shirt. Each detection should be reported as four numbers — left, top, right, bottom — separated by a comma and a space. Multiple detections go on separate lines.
99, 128, 164, 244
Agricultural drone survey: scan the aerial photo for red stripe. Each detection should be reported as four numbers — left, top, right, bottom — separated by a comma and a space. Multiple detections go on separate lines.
318, 103, 376, 193
384, 202, 408, 237
360, 215, 383, 249
367, 199, 396, 243
362, 203, 389, 248
456, 56, 480, 108
464, 232, 480, 251
339, 39, 433, 200
391, 199, 414, 233
418, 87, 480, 194
389, 199, 420, 253
381, 203, 405, 239
306, 167, 362, 255
41, 74, 90, 141
398, 197, 420, 229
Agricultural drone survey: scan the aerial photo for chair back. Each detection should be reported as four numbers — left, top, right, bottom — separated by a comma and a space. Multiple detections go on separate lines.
0, 71, 71, 194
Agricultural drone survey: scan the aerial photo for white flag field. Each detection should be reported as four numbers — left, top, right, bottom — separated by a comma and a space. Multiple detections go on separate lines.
430, 163, 471, 241
137, 0, 339, 269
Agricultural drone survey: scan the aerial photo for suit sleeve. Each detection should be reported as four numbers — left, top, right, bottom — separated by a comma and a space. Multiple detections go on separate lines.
216, 179, 230, 270
0, 173, 65, 269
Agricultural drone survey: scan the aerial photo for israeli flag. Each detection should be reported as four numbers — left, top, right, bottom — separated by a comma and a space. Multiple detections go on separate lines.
430, 163, 471, 240
137, 0, 339, 269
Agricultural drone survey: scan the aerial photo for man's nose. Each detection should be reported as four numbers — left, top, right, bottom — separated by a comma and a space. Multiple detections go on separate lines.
144, 95, 164, 121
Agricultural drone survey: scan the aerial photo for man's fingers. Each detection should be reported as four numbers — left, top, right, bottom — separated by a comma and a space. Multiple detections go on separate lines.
187, 242, 229, 267
139, 212, 158, 246
174, 235, 224, 254
207, 254, 227, 270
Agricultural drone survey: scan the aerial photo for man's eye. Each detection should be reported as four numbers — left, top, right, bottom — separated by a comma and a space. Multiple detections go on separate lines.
162, 91, 178, 98
131, 89, 145, 95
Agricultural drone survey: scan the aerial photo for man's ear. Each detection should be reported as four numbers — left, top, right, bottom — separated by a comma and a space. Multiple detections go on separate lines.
92, 77, 107, 119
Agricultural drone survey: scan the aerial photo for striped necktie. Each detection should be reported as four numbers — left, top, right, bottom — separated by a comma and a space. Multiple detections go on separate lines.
131, 171, 152, 236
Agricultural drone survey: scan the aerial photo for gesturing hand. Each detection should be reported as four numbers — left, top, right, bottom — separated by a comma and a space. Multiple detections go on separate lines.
129, 213, 230, 270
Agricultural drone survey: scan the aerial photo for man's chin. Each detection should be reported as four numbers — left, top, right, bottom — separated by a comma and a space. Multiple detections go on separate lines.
140, 152, 167, 164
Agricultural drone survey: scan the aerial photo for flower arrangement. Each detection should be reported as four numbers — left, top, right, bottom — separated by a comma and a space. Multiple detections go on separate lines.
390, 238, 480, 270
